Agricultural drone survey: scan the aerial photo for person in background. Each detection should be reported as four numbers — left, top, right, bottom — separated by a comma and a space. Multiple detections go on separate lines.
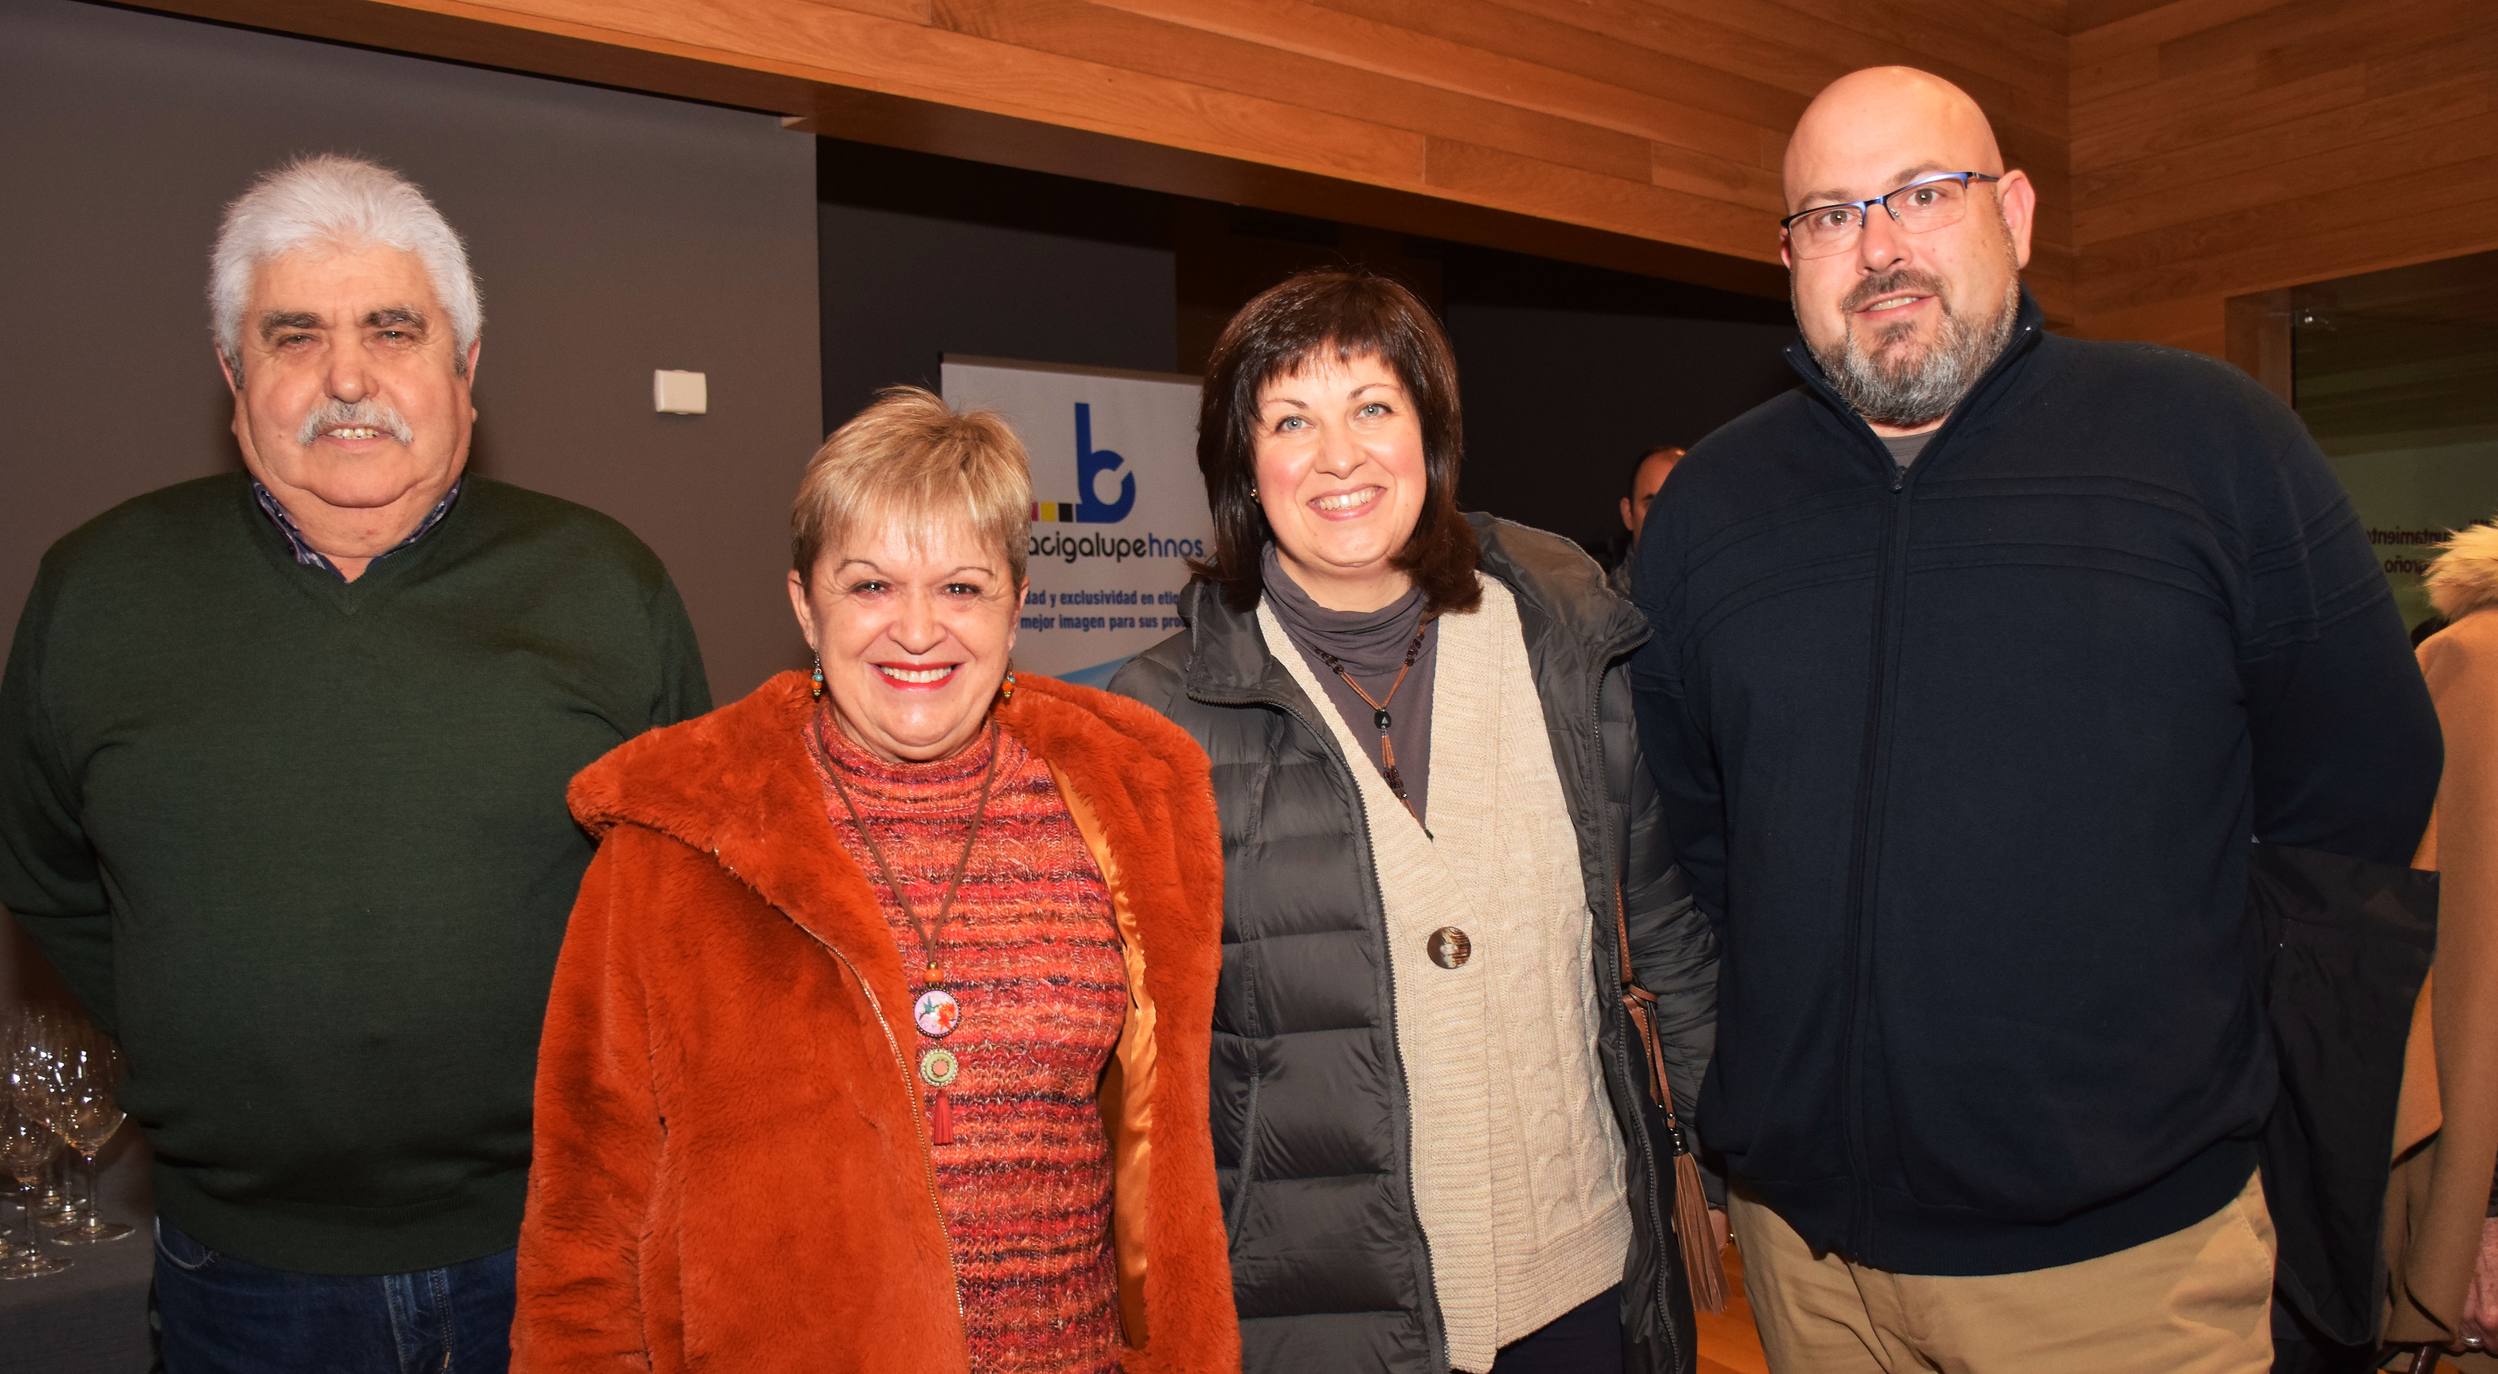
0, 154, 708, 1371
2383, 523, 2498, 1367
1630, 66, 2439, 1372
1609, 445, 1686, 597
513, 388, 1238, 1373
1113, 269, 1719, 1374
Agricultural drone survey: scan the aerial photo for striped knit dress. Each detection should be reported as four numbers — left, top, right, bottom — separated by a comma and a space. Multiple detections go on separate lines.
808, 714, 1126, 1374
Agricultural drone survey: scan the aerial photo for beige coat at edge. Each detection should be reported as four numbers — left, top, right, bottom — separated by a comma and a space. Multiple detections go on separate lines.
2386, 520, 2498, 1361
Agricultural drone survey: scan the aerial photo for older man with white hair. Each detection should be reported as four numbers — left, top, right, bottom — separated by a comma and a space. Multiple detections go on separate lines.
0, 155, 708, 1370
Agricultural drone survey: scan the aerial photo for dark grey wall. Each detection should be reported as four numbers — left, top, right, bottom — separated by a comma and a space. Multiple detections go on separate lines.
817, 141, 1178, 426
1, 0, 820, 1017
805, 153, 1798, 569
1442, 253, 1798, 559
2, 0, 824, 708
1447, 304, 1799, 555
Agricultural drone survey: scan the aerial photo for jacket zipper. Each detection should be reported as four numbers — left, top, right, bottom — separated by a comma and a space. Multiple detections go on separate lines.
793, 923, 966, 1321
1793, 320, 2039, 1257
1836, 464, 1910, 1255
1588, 666, 1684, 1374
1266, 693, 1449, 1372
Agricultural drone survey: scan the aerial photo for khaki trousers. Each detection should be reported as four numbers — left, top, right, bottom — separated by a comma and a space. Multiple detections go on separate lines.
1729, 1171, 2275, 1374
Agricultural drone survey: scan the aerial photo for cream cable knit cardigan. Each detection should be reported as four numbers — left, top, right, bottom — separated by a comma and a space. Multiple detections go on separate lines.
1260, 578, 1631, 1372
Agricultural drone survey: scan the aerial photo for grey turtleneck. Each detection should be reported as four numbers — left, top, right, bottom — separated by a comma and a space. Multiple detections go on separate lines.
1261, 543, 1439, 824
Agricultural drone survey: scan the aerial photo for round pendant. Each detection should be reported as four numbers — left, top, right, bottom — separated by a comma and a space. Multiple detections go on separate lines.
1373, 707, 1393, 731
913, 988, 962, 1039
918, 1047, 960, 1088
1427, 926, 1472, 970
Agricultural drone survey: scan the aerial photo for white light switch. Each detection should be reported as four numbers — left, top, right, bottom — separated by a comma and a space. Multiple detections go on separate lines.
653, 370, 708, 415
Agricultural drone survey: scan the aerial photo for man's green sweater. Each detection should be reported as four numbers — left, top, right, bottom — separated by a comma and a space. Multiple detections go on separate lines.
0, 473, 710, 1273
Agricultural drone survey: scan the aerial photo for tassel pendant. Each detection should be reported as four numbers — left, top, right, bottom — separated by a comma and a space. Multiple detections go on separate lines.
918, 1047, 960, 1146
1674, 1148, 1726, 1313
1379, 734, 1397, 769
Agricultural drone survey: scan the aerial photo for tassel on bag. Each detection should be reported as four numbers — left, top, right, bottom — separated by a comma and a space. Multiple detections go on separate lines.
1616, 887, 1729, 1315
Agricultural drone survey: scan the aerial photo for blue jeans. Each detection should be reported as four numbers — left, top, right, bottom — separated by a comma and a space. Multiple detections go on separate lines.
152, 1216, 514, 1374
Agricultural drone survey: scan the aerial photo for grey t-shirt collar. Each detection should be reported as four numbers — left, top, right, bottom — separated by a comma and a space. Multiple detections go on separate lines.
1881, 431, 1934, 469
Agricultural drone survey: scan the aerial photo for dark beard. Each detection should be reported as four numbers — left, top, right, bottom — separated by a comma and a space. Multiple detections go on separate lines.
1806, 272, 2021, 429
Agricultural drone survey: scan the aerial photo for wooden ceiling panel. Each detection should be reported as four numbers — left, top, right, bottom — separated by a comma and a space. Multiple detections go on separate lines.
1425, 136, 1769, 258
2071, 64, 2368, 172
2072, 111, 2498, 246
930, 0, 1657, 184
2073, 76, 2493, 204
2083, 191, 2498, 316
2072, 0, 2498, 353
111, 0, 2086, 319
2083, 158, 2498, 288
1091, 0, 1779, 165
1649, 140, 1787, 215
2070, 0, 2284, 65
1318, 0, 1808, 132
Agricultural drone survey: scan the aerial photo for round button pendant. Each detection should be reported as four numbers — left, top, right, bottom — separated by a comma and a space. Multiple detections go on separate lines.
1427, 926, 1472, 969
913, 988, 961, 1039
918, 1047, 960, 1088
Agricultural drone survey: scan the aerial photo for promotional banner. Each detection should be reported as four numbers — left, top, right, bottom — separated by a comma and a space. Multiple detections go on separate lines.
941, 357, 1210, 687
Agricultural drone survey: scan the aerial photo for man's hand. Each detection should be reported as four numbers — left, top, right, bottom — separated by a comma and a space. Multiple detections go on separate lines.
2462, 1216, 2498, 1351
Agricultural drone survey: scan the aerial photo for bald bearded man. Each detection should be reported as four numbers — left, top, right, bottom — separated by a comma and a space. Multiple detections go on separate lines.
1628, 68, 2440, 1371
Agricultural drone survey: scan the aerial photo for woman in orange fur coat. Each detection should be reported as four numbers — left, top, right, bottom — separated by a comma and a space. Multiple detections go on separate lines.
511, 387, 1238, 1374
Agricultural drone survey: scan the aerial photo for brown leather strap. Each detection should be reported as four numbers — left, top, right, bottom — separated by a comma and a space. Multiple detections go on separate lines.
1614, 884, 1675, 1120
1613, 882, 1727, 1312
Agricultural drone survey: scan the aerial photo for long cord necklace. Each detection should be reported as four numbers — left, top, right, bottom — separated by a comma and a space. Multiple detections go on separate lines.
818, 718, 1003, 1146
1313, 621, 1430, 820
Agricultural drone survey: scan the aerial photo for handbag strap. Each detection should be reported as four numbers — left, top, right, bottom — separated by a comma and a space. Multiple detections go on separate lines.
1613, 883, 1685, 1140
1615, 880, 1728, 1313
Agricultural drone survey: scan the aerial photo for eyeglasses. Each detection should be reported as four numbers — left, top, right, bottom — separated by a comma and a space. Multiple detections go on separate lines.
1780, 172, 2002, 260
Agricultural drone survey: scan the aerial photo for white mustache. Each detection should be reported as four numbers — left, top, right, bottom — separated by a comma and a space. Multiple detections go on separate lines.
298, 397, 413, 446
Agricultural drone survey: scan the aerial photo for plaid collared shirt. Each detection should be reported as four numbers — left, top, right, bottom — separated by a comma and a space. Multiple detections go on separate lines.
250, 478, 463, 580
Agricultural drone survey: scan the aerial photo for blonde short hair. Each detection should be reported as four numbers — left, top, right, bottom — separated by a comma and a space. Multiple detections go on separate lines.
792, 386, 1033, 584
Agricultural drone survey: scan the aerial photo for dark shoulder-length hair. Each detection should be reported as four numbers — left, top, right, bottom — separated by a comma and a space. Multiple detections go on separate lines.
1192, 268, 1481, 615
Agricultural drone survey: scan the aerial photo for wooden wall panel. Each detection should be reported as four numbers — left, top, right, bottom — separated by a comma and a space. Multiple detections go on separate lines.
2069, 0, 2498, 353
123, 0, 2072, 319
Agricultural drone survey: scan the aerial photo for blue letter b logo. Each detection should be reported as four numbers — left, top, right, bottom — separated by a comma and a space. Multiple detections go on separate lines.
1075, 403, 1135, 524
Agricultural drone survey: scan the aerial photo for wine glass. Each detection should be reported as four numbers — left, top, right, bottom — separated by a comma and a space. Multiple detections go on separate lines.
0, 1075, 69, 1277
6, 1012, 73, 1229
48, 1024, 130, 1244
0, 1019, 21, 1267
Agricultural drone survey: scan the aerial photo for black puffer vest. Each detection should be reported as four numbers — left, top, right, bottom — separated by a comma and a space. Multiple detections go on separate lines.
1111, 515, 1717, 1374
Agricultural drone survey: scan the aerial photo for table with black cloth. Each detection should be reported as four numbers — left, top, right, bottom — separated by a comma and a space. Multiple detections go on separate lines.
0, 1132, 155, 1373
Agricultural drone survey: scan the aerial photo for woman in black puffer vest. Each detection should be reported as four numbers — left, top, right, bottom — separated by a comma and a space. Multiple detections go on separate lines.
1111, 269, 1719, 1374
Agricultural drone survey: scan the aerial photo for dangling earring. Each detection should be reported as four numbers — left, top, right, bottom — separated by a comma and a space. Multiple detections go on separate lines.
998, 670, 1017, 706
810, 656, 825, 702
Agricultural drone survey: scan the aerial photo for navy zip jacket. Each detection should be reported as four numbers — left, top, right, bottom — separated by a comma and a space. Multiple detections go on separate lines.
1629, 290, 2441, 1276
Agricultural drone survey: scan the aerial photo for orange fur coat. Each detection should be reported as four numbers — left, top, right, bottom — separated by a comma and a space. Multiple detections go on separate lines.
511, 671, 1238, 1373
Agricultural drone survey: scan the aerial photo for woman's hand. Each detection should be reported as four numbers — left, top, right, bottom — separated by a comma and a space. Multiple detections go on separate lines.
2463, 1216, 2498, 1352
1709, 1207, 1729, 1255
